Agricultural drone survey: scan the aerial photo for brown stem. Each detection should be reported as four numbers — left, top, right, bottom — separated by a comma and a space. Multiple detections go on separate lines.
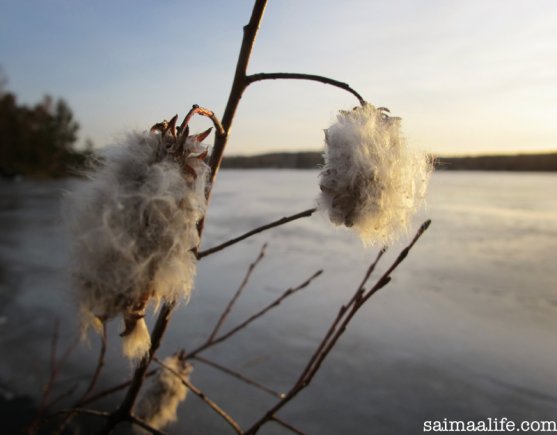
198, 208, 316, 259
78, 370, 157, 407
59, 408, 110, 418
244, 221, 431, 434
246, 72, 365, 105
207, 244, 267, 342
30, 322, 80, 434
154, 357, 243, 434
54, 324, 108, 434
127, 415, 168, 435
192, 355, 284, 399
208, 0, 268, 185
271, 416, 306, 435
292, 247, 386, 391
188, 270, 322, 358
81, 323, 108, 400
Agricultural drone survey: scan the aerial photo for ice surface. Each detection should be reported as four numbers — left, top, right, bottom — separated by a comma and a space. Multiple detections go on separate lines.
0, 170, 556, 434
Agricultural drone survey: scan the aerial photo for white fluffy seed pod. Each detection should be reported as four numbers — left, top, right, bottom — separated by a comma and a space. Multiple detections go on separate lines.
135, 354, 192, 432
319, 103, 432, 245
65, 120, 210, 359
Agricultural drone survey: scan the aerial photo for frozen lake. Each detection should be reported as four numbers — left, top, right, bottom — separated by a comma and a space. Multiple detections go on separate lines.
1, 170, 556, 434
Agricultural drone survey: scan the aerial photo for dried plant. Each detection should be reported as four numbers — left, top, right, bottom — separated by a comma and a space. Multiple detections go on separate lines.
37, 1, 433, 434
319, 103, 432, 245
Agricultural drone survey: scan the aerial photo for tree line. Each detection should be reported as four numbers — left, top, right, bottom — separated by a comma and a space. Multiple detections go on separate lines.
0, 74, 90, 178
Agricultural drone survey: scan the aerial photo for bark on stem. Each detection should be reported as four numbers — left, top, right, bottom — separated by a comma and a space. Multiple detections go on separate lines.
198, 208, 316, 259
208, 0, 268, 186
246, 72, 365, 105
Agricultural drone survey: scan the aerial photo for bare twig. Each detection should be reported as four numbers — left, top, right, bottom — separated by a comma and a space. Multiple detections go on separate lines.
295, 247, 387, 387
208, 0, 268, 185
271, 416, 306, 435
192, 355, 284, 399
154, 357, 242, 435
207, 243, 267, 342
47, 383, 79, 410
128, 415, 168, 435
246, 72, 365, 105
59, 408, 110, 418
188, 270, 323, 358
30, 321, 80, 434
198, 208, 316, 259
54, 324, 108, 434
244, 221, 431, 434
81, 323, 108, 400
304, 222, 431, 386
78, 370, 157, 407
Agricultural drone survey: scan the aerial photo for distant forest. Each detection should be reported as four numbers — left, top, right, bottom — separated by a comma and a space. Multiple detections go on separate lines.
222, 152, 557, 172
0, 73, 90, 178
1, 71, 555, 177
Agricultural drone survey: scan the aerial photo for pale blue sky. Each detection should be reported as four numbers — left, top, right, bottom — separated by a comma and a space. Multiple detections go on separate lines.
1, 0, 556, 156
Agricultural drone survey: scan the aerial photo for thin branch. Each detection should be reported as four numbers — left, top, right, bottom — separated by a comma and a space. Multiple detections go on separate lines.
47, 383, 79, 410
81, 323, 108, 400
128, 415, 168, 435
59, 408, 110, 418
208, 0, 268, 185
188, 270, 323, 358
246, 72, 365, 105
244, 221, 431, 434
271, 416, 306, 435
295, 247, 387, 388
198, 208, 316, 259
78, 370, 157, 407
154, 357, 242, 435
30, 321, 80, 434
207, 243, 267, 342
193, 355, 284, 399
54, 324, 108, 435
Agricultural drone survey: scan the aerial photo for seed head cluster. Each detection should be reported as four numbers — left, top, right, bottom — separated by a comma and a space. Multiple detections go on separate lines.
319, 103, 432, 245
65, 120, 210, 359
135, 354, 192, 432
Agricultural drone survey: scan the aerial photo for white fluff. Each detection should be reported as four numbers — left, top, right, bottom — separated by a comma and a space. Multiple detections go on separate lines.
319, 103, 432, 245
122, 318, 152, 360
135, 354, 192, 432
65, 128, 209, 358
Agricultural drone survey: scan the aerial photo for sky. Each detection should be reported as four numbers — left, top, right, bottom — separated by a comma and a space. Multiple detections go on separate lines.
1, 0, 556, 156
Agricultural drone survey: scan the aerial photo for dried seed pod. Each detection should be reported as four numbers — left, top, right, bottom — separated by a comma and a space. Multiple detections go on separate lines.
65, 114, 211, 359
319, 103, 432, 245
135, 354, 192, 432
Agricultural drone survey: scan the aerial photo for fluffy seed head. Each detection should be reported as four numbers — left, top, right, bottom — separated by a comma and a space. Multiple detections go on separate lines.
135, 354, 192, 432
65, 120, 210, 358
319, 103, 432, 245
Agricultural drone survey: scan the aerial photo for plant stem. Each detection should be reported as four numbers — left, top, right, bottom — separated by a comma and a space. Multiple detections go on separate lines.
246, 72, 365, 105
208, 0, 269, 185
207, 243, 267, 341
198, 208, 316, 259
